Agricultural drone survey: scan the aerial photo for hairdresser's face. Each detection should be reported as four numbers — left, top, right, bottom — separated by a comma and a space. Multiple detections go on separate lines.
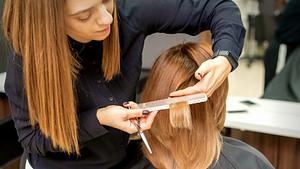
65, 0, 113, 43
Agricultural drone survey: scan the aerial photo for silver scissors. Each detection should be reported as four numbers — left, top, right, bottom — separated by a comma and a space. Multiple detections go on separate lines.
123, 102, 152, 154
135, 118, 152, 154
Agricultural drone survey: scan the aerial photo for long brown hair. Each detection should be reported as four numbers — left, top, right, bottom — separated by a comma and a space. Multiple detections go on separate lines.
2, 0, 120, 154
141, 42, 229, 169
103, 3, 120, 81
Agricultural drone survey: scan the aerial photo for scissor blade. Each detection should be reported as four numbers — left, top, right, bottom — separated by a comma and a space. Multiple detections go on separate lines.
137, 93, 207, 112
139, 132, 152, 154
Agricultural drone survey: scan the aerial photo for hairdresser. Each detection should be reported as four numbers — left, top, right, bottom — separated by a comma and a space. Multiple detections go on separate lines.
2, 0, 245, 168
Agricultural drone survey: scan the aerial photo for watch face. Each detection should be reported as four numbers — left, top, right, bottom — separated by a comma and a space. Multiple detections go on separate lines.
213, 50, 237, 70
220, 51, 230, 56
213, 50, 231, 58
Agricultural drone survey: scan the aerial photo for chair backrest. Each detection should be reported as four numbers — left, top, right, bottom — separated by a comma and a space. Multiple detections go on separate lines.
263, 45, 300, 102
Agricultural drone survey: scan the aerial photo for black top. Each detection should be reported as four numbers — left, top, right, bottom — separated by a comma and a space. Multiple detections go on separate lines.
4, 0, 245, 169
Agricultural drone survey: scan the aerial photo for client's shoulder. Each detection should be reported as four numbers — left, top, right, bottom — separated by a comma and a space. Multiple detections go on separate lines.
210, 136, 274, 169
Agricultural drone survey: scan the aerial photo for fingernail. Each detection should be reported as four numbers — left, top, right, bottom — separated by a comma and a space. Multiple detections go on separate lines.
142, 110, 150, 115
198, 73, 203, 78
123, 102, 129, 106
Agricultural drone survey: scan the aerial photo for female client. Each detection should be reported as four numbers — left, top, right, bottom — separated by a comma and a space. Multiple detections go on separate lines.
140, 42, 274, 169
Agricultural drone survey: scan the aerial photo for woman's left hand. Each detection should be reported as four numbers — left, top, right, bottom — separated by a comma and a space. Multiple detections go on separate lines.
170, 56, 231, 97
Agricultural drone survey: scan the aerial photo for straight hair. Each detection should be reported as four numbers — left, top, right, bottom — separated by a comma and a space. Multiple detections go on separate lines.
141, 42, 229, 169
2, 0, 120, 154
103, 4, 120, 81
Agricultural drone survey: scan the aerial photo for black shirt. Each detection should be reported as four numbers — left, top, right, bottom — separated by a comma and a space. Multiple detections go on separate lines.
4, 0, 245, 168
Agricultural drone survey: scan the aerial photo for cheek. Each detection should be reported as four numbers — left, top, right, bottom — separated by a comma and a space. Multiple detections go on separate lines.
65, 19, 90, 35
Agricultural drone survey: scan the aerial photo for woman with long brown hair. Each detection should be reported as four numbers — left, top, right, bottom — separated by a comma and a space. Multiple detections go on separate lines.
141, 42, 274, 169
2, 0, 245, 168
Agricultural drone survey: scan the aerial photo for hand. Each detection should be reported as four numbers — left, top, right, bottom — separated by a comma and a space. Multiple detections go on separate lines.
96, 104, 157, 134
170, 56, 231, 97
124, 101, 158, 131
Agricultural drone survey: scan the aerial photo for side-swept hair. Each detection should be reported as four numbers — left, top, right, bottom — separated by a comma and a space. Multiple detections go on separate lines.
141, 42, 228, 169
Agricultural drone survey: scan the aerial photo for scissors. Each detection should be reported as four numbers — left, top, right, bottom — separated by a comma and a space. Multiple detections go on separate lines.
123, 103, 152, 154
134, 117, 152, 154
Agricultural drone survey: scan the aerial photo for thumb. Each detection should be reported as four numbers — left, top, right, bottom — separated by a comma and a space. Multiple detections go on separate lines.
195, 60, 211, 80
140, 111, 158, 130
125, 109, 143, 119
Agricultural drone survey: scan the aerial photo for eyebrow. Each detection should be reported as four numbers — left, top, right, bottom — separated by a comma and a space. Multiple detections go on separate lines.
69, 6, 94, 16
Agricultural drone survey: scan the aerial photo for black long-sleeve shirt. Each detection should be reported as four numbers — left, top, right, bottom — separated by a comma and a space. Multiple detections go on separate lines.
4, 0, 245, 168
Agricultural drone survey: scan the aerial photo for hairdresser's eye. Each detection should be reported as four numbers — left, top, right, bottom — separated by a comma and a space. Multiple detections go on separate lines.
77, 17, 89, 23
77, 14, 91, 23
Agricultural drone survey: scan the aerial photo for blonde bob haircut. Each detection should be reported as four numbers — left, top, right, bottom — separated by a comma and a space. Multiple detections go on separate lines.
141, 42, 229, 169
2, 0, 120, 154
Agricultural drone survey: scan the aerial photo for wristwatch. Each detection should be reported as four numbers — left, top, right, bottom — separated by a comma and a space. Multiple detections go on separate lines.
212, 50, 237, 71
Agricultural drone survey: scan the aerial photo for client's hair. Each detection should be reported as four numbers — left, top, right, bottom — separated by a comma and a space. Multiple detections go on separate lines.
141, 42, 229, 169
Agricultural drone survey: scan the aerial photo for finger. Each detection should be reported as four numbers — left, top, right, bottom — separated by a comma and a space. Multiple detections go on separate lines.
123, 102, 130, 107
123, 101, 138, 108
142, 110, 150, 115
195, 61, 212, 80
199, 72, 219, 97
125, 109, 143, 119
207, 81, 220, 97
141, 110, 158, 117
140, 111, 158, 131
169, 86, 202, 97
127, 101, 139, 109
170, 72, 214, 97
207, 89, 214, 97
127, 121, 139, 134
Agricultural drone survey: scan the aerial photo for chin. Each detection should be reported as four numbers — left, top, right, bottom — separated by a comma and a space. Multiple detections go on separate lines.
94, 30, 111, 41
94, 37, 108, 41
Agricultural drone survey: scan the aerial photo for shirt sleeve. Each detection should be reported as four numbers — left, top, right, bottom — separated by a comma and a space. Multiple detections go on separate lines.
118, 0, 245, 70
4, 53, 108, 156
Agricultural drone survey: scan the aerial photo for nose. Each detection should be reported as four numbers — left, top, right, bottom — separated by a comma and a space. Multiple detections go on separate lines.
96, 5, 113, 26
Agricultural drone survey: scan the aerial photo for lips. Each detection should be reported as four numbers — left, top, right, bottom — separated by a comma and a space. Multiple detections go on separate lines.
96, 26, 110, 33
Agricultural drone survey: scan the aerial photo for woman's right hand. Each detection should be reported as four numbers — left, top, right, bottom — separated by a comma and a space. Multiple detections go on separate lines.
96, 105, 157, 134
